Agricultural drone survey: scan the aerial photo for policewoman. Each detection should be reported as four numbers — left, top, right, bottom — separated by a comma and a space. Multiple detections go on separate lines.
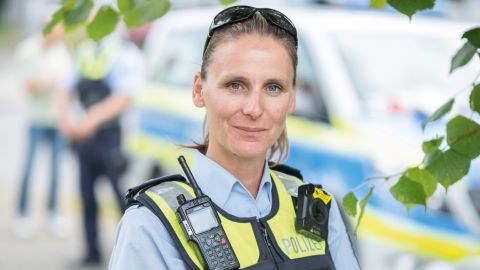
109, 5, 360, 270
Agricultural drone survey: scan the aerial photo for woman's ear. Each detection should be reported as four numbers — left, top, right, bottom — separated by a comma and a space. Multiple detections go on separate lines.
192, 72, 205, 108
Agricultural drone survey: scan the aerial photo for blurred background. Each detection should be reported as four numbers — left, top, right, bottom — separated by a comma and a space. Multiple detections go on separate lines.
0, 0, 479, 269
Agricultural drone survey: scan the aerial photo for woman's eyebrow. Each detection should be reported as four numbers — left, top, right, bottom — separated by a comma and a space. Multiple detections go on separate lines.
221, 74, 290, 85
265, 78, 290, 85
220, 73, 249, 82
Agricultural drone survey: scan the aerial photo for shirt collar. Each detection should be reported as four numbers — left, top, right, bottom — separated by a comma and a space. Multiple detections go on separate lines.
190, 151, 272, 208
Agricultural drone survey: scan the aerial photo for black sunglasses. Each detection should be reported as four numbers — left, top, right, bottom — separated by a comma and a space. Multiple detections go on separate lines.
203, 5, 298, 54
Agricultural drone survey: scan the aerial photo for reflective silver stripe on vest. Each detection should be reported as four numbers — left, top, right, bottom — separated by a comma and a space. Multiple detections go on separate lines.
148, 182, 194, 209
272, 170, 301, 197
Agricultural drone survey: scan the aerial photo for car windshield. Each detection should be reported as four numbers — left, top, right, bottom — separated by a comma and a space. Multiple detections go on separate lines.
150, 29, 205, 88
332, 32, 477, 103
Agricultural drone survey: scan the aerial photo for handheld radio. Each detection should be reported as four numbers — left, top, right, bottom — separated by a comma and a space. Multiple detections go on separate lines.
176, 156, 240, 270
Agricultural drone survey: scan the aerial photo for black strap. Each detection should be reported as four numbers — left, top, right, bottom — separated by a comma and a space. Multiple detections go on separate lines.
269, 163, 303, 180
136, 192, 201, 270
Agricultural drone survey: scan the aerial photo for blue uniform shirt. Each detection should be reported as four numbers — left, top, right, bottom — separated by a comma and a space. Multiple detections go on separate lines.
109, 151, 360, 270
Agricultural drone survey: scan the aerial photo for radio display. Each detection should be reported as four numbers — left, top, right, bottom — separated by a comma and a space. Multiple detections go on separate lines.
188, 207, 219, 234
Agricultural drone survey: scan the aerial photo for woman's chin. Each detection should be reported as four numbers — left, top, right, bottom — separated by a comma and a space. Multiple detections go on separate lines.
230, 142, 269, 160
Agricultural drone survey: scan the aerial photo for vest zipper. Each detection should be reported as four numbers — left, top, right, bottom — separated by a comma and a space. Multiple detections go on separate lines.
258, 220, 280, 269
262, 227, 271, 247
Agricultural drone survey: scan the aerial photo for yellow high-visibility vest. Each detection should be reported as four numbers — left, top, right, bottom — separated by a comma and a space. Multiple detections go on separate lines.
135, 169, 336, 270
76, 39, 119, 80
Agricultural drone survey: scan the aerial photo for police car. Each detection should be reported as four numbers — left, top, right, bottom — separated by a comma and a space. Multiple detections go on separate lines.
126, 4, 480, 270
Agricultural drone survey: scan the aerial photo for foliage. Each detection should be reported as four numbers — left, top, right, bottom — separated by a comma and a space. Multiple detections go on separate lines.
450, 42, 477, 73
43, 0, 171, 40
342, 0, 480, 228
470, 85, 480, 113
86, 6, 119, 41
356, 187, 374, 234
43, 0, 480, 230
342, 192, 358, 217
387, 0, 435, 19
421, 98, 454, 130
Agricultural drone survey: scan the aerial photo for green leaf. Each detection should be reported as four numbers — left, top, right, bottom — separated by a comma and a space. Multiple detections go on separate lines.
387, 0, 435, 19
123, 0, 170, 27
86, 6, 119, 42
422, 98, 454, 130
342, 192, 358, 218
355, 187, 374, 234
62, 0, 76, 10
43, 8, 64, 36
219, 0, 238, 5
470, 84, 480, 114
425, 149, 470, 190
462, 27, 480, 48
422, 137, 444, 154
117, 0, 131, 13
390, 175, 427, 210
447, 115, 480, 159
450, 42, 477, 73
370, 0, 387, 8
405, 167, 437, 198
63, 0, 93, 28
117, 0, 147, 13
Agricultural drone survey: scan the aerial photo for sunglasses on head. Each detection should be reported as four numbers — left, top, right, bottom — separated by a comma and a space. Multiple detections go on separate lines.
203, 5, 298, 54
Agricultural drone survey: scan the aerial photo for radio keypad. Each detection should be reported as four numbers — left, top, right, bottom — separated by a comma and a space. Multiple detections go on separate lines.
199, 231, 236, 270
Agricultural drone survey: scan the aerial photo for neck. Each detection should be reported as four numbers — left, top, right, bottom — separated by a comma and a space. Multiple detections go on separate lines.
206, 149, 266, 198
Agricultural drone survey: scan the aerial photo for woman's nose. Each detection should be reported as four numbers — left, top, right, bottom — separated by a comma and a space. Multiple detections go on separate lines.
242, 90, 263, 120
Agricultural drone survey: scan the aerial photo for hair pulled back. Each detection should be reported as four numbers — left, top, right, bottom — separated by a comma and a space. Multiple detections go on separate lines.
192, 11, 298, 164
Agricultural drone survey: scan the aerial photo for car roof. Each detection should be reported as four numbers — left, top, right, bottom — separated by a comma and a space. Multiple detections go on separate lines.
145, 4, 470, 78
155, 4, 470, 37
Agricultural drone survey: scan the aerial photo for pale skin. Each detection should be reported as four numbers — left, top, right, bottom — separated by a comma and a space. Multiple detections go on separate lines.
192, 34, 296, 198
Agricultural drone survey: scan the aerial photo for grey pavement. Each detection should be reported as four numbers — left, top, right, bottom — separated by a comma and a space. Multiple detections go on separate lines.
0, 43, 123, 270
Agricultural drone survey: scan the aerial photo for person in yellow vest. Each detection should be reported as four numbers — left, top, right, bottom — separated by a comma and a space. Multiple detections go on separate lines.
58, 34, 144, 266
109, 5, 359, 270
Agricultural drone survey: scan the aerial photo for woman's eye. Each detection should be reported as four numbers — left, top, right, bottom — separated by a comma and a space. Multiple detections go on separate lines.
227, 82, 242, 91
266, 84, 281, 93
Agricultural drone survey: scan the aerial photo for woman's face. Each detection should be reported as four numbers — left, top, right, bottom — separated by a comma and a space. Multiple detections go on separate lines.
193, 34, 296, 162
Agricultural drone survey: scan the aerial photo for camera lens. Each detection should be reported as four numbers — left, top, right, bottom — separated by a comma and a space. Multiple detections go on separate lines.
309, 199, 327, 225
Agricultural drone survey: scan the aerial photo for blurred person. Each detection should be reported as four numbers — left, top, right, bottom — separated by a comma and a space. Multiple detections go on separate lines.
58, 33, 145, 266
13, 24, 72, 238
110, 5, 359, 270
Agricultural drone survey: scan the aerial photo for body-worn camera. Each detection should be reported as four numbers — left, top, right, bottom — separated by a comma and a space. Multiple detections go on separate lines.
295, 184, 332, 242
176, 156, 239, 270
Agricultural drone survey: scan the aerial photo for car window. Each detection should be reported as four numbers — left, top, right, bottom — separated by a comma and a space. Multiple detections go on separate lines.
294, 41, 330, 123
151, 29, 205, 89
332, 32, 476, 102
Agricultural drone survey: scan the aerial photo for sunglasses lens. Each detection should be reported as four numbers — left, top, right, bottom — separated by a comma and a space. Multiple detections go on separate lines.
260, 8, 297, 39
204, 6, 298, 54
211, 6, 256, 31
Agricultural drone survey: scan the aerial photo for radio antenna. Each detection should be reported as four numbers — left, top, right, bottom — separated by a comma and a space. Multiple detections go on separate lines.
178, 155, 204, 197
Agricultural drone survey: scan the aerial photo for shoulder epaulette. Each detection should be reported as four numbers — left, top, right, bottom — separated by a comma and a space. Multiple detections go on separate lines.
125, 174, 186, 207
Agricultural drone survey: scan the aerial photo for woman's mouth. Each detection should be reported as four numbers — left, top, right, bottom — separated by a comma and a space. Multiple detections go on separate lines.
234, 126, 267, 136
